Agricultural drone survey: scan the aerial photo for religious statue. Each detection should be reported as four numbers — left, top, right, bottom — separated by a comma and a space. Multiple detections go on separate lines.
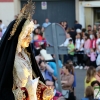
0, 0, 54, 100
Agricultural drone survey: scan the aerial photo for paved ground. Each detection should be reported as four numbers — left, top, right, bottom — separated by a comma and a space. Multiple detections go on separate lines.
75, 69, 86, 100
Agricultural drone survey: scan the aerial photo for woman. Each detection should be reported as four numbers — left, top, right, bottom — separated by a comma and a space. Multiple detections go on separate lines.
96, 33, 100, 54
33, 28, 44, 56
93, 25, 97, 32
84, 34, 91, 69
61, 64, 75, 100
81, 86, 94, 100
90, 33, 97, 49
81, 28, 86, 37
60, 21, 64, 28
66, 60, 76, 98
0, 1, 53, 100
63, 21, 68, 30
85, 67, 96, 89
67, 60, 76, 90
33, 19, 40, 29
75, 33, 84, 69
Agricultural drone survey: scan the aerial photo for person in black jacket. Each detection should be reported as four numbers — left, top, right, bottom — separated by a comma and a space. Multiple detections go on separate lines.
69, 28, 76, 44
74, 20, 82, 31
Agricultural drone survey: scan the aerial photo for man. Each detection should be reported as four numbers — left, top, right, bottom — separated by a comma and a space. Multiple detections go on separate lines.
38, 60, 54, 81
42, 18, 51, 28
74, 20, 82, 31
87, 25, 92, 32
69, 28, 76, 44
45, 80, 65, 100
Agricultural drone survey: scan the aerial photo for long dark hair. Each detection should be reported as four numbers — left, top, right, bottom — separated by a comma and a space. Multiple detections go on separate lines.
85, 33, 90, 40
67, 60, 74, 75
77, 33, 83, 40
65, 64, 70, 73
86, 66, 96, 83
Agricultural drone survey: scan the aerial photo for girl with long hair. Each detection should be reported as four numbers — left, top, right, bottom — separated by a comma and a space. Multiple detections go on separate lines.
75, 33, 84, 69
61, 64, 75, 100
84, 34, 91, 69
85, 66, 96, 89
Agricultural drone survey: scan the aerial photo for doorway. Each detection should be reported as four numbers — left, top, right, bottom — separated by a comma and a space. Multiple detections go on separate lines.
94, 8, 100, 26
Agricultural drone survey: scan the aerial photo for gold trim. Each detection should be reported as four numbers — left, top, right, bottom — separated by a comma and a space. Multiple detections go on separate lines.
8, 0, 35, 40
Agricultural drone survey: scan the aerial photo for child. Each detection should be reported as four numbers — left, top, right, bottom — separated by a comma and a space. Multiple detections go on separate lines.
87, 48, 97, 68
68, 39, 75, 61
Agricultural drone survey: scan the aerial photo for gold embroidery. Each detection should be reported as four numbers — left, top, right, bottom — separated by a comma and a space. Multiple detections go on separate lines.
8, 0, 35, 40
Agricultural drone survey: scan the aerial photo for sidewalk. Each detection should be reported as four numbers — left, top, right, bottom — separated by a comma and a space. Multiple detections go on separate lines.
75, 69, 86, 100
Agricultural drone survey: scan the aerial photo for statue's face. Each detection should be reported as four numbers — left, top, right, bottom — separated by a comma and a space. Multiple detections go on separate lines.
21, 34, 31, 48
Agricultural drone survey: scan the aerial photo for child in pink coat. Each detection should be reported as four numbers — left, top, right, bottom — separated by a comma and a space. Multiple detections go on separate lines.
87, 48, 97, 68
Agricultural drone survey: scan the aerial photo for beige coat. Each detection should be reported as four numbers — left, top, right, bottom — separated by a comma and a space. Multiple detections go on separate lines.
61, 73, 74, 92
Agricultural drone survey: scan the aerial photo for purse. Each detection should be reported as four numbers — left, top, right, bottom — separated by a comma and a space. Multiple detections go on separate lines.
62, 89, 69, 98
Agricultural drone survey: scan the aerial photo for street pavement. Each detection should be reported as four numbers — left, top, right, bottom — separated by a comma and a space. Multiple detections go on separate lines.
75, 69, 86, 100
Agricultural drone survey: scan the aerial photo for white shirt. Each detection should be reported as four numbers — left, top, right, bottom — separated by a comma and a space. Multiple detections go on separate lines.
59, 38, 73, 47
0, 23, 5, 30
42, 22, 51, 28
96, 38, 100, 45
30, 33, 34, 43
0, 23, 6, 35
96, 38, 100, 53
34, 24, 40, 29
75, 39, 84, 51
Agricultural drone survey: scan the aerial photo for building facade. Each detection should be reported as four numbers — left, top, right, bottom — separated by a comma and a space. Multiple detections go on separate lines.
79, 0, 100, 28
0, 0, 20, 26
0, 0, 79, 27
21, 0, 75, 27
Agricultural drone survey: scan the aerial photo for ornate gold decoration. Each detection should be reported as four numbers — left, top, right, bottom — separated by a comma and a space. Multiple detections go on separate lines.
43, 87, 54, 100
36, 82, 54, 100
8, 0, 35, 40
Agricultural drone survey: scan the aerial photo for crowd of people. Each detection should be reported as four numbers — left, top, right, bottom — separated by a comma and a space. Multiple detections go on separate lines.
1, 17, 100, 100
31, 18, 100, 100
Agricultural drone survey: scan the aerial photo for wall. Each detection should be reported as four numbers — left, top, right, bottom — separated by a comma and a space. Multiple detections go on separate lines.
84, 7, 93, 28
79, 2, 85, 28
0, 2, 14, 26
21, 0, 75, 27
0, 0, 21, 26
75, 0, 79, 21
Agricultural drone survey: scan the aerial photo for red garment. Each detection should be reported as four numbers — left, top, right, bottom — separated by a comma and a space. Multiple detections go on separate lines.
53, 91, 62, 100
38, 35, 43, 40
34, 35, 43, 48
21, 87, 29, 100
90, 39, 97, 49
90, 39, 93, 48
93, 39, 97, 49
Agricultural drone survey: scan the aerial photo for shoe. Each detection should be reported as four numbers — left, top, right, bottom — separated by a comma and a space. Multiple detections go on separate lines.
75, 65, 79, 69
80, 66, 83, 69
